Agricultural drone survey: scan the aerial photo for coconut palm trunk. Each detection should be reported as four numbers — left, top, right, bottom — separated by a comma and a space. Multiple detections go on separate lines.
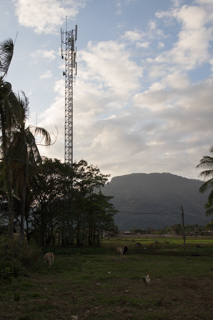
0, 109, 14, 237
10, 92, 52, 244
19, 163, 27, 242
0, 38, 19, 238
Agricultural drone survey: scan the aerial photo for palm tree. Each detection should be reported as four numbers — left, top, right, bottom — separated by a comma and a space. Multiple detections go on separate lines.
197, 146, 213, 216
0, 38, 22, 237
10, 91, 52, 242
0, 38, 14, 78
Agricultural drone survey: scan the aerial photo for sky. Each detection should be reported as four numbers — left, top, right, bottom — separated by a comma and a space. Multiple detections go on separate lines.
1, 0, 213, 181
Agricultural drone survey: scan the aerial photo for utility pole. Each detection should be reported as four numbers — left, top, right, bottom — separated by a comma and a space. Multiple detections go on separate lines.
181, 204, 186, 249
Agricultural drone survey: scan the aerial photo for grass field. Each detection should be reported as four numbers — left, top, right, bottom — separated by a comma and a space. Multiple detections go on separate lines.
1, 236, 213, 320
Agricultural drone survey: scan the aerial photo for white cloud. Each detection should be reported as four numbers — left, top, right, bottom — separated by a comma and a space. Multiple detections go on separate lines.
136, 42, 150, 48
158, 42, 165, 48
39, 70, 52, 79
133, 72, 191, 110
78, 40, 142, 97
174, 5, 207, 29
170, 0, 184, 7
196, 0, 213, 5
164, 72, 190, 90
31, 50, 56, 62
122, 30, 144, 41
148, 20, 164, 37
115, 0, 137, 15
116, 2, 122, 15
155, 4, 213, 70
12, 0, 86, 34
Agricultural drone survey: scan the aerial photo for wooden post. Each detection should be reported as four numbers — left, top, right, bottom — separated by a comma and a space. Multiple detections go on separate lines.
181, 205, 186, 249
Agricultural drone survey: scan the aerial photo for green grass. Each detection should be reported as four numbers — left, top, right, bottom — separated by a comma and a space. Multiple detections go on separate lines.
1, 235, 213, 319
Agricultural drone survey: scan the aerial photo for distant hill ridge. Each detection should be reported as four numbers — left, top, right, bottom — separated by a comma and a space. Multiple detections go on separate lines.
102, 173, 210, 230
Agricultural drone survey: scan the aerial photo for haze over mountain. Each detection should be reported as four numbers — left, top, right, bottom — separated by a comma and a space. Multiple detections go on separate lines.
102, 173, 210, 230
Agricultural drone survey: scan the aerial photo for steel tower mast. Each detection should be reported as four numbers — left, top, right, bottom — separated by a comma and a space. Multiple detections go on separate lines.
61, 24, 77, 164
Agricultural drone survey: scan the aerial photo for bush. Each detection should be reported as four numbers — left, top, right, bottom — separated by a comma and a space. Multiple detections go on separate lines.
0, 258, 25, 281
0, 260, 12, 282
0, 237, 43, 276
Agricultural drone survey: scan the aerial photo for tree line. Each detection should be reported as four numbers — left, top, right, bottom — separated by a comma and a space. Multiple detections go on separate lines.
0, 38, 117, 246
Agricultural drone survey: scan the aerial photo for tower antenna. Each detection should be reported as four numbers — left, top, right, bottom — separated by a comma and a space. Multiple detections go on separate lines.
61, 22, 77, 164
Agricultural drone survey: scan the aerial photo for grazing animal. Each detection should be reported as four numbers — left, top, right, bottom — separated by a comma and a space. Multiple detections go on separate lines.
149, 242, 154, 248
143, 273, 150, 285
44, 252, 54, 267
114, 246, 128, 255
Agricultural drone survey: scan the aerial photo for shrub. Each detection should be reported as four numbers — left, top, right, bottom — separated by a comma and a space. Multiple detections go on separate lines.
0, 262, 12, 282
0, 237, 43, 275
0, 258, 25, 281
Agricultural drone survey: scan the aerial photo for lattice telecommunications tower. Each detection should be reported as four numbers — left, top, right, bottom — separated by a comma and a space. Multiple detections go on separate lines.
61, 24, 77, 164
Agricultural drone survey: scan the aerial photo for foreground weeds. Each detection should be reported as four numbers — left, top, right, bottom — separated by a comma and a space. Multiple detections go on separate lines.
0, 238, 43, 284
1, 236, 213, 319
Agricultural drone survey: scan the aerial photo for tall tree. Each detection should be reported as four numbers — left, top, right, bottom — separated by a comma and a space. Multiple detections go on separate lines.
10, 91, 52, 242
72, 161, 115, 246
197, 146, 213, 216
0, 38, 21, 237
30, 158, 117, 247
85, 191, 117, 246
32, 158, 67, 246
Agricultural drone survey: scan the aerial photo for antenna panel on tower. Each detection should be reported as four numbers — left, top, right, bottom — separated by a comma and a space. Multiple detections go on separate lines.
75, 25, 78, 41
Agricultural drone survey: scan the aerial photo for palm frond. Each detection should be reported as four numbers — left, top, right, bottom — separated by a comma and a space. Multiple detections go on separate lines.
0, 81, 12, 102
204, 191, 213, 216
198, 169, 213, 179
199, 179, 213, 193
15, 91, 29, 123
34, 126, 52, 146
0, 39, 14, 78
196, 156, 213, 170
1, 89, 22, 133
8, 90, 23, 124
205, 207, 213, 216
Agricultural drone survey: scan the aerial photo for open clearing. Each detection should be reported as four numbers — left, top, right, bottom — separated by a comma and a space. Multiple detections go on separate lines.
1, 236, 213, 320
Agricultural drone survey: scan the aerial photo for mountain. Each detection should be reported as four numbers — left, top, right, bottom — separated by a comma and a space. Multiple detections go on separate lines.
102, 173, 211, 230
